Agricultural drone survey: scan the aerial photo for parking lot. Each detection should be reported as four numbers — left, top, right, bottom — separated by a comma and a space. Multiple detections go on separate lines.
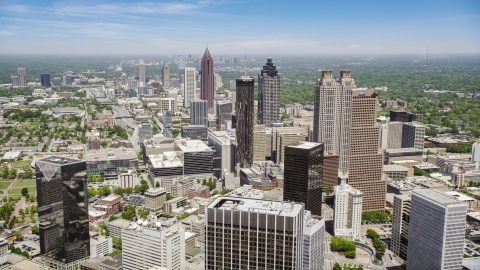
12, 238, 40, 258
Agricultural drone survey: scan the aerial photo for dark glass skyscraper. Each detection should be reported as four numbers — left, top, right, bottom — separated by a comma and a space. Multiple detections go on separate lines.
235, 76, 254, 169
258, 57, 280, 127
41, 73, 51, 87
201, 46, 214, 110
284, 141, 324, 215
36, 156, 89, 264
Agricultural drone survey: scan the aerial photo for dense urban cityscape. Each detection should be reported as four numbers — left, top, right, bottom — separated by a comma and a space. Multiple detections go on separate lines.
1, 0, 479, 270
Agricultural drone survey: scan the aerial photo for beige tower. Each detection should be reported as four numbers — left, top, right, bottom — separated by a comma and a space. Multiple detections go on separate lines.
253, 125, 266, 161
138, 59, 145, 84
17, 68, 27, 86
347, 88, 387, 211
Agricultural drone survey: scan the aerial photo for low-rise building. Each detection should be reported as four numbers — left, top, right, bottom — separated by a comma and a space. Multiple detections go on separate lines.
144, 188, 167, 212
387, 176, 449, 194
163, 197, 187, 213
383, 165, 411, 181
187, 184, 210, 199
93, 195, 123, 218
99, 254, 123, 270
90, 234, 113, 258
106, 218, 131, 238
446, 191, 475, 211
84, 148, 138, 179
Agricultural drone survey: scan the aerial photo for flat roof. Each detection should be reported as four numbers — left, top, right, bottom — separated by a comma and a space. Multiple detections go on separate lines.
148, 152, 183, 168
174, 139, 212, 152
413, 189, 464, 205
287, 141, 321, 149
383, 165, 409, 172
84, 148, 137, 161
208, 196, 303, 217
37, 155, 84, 166
446, 191, 475, 202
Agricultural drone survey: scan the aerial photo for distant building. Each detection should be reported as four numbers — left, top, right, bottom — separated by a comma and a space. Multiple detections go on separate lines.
184, 67, 196, 108
17, 68, 27, 86
160, 98, 176, 113
53, 77, 62, 86
215, 100, 233, 131
284, 141, 323, 216
407, 189, 467, 270
201, 46, 214, 110
138, 122, 153, 143
190, 99, 208, 126
258, 57, 280, 127
471, 142, 480, 164
11, 75, 19, 86
162, 65, 170, 88
334, 179, 363, 239
228, 80, 236, 90
138, 59, 145, 84
387, 121, 403, 149
253, 125, 267, 161
208, 130, 236, 178
41, 73, 51, 87
181, 125, 208, 141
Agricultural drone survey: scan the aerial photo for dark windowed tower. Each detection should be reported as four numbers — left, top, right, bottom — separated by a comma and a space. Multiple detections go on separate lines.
235, 76, 254, 169
258, 57, 280, 127
284, 141, 324, 215
201, 46, 214, 110
41, 73, 51, 87
36, 156, 89, 264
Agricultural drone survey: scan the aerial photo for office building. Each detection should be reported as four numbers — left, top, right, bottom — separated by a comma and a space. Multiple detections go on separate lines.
17, 67, 27, 86
239, 161, 284, 191
52, 77, 62, 87
347, 88, 387, 211
235, 76, 255, 168
184, 67, 196, 108
138, 59, 145, 84
407, 189, 467, 270
201, 46, 214, 110
41, 73, 51, 87
117, 170, 139, 188
387, 121, 403, 149
121, 73, 127, 85
181, 125, 208, 141
11, 75, 18, 86
178, 56, 186, 85
284, 141, 323, 215
99, 254, 123, 270
36, 156, 89, 265
216, 100, 233, 131
334, 180, 363, 239
90, 235, 113, 258
147, 152, 184, 179
188, 184, 210, 199
122, 215, 185, 270
401, 122, 426, 150
322, 153, 339, 188
390, 111, 416, 122
173, 139, 213, 176
258, 57, 281, 127
391, 194, 411, 260
144, 188, 167, 211
163, 110, 172, 130
138, 122, 153, 143
472, 142, 480, 164
228, 80, 236, 89
159, 98, 176, 113
271, 126, 309, 164
253, 125, 267, 161
303, 213, 325, 270
84, 148, 138, 179
208, 130, 236, 178
162, 65, 170, 88
206, 197, 305, 270
163, 197, 188, 213
313, 70, 356, 173
383, 164, 411, 181
190, 99, 208, 126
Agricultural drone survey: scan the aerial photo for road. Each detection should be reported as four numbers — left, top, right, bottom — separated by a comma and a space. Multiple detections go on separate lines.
153, 116, 164, 133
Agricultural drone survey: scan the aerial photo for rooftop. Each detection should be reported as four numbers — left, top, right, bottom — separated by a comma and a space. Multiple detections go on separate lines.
148, 152, 183, 168
445, 191, 475, 202
100, 254, 123, 268
84, 148, 136, 161
208, 196, 304, 217
383, 165, 409, 172
413, 189, 465, 205
174, 139, 212, 153
145, 187, 167, 196
335, 183, 363, 196
288, 141, 322, 149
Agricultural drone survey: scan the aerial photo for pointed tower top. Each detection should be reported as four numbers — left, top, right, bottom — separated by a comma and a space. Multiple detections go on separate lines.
139, 58, 144, 64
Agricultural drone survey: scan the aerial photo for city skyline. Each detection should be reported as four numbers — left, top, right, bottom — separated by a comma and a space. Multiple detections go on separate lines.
0, 0, 478, 55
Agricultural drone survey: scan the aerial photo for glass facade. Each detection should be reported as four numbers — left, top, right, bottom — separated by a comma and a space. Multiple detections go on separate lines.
36, 156, 89, 264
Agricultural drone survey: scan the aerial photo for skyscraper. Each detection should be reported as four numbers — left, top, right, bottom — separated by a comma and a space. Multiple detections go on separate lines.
235, 76, 254, 168
391, 193, 411, 260
138, 59, 145, 84
258, 57, 280, 127
36, 156, 89, 265
215, 100, 232, 131
178, 56, 186, 86
201, 46, 214, 110
121, 73, 127, 86
407, 189, 467, 270
472, 142, 480, 164
190, 99, 208, 126
206, 197, 305, 270
17, 68, 27, 86
162, 65, 170, 88
313, 70, 356, 173
347, 88, 387, 211
184, 67, 196, 108
11, 76, 18, 86
284, 141, 324, 215
401, 122, 426, 149
41, 73, 51, 87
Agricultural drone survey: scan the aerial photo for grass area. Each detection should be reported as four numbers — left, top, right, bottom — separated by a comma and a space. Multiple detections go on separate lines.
12, 160, 32, 169
0, 181, 12, 189
9, 180, 36, 196
22, 122, 39, 128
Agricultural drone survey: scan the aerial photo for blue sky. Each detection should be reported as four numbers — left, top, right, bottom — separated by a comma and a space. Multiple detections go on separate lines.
0, 0, 479, 55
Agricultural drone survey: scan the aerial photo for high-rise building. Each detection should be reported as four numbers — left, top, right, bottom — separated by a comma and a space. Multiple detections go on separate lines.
121, 73, 127, 85
387, 121, 403, 149
215, 100, 232, 131
228, 80, 236, 90
53, 77, 62, 87
313, 70, 356, 173
138, 59, 145, 84
122, 215, 185, 270
271, 126, 309, 164
178, 56, 186, 85
303, 213, 325, 270
407, 189, 467, 270
258, 57, 280, 127
206, 197, 305, 270
41, 73, 51, 87
184, 67, 196, 108
17, 68, 27, 86
201, 46, 214, 110
138, 122, 153, 144
11, 76, 18, 86
323, 153, 340, 188
347, 88, 387, 211
391, 193, 411, 260
284, 141, 323, 215
162, 65, 170, 88
235, 76, 254, 168
472, 142, 480, 164
401, 122, 426, 150
190, 99, 208, 126
36, 156, 89, 265
333, 179, 363, 239
253, 125, 267, 161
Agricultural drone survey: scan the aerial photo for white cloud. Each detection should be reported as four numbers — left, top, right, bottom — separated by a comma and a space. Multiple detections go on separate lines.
348, 44, 359, 49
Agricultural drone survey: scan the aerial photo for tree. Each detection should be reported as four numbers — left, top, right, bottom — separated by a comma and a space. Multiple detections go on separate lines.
31, 225, 40, 235
14, 231, 23, 241
166, 193, 173, 201
19, 208, 25, 221
100, 140, 108, 148
112, 236, 122, 250
114, 187, 124, 196
333, 262, 342, 270
88, 187, 97, 197
155, 182, 160, 188
325, 186, 334, 195
21, 187, 29, 197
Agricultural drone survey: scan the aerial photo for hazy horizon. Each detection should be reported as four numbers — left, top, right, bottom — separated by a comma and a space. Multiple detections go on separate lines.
0, 0, 479, 55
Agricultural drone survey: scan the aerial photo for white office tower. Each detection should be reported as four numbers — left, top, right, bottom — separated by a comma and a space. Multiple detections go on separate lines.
214, 73, 222, 90
407, 189, 467, 270
303, 211, 325, 270
138, 59, 146, 84
333, 178, 363, 239
377, 116, 389, 149
472, 141, 480, 164
391, 194, 411, 260
122, 215, 185, 270
206, 197, 304, 270
184, 67, 196, 108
